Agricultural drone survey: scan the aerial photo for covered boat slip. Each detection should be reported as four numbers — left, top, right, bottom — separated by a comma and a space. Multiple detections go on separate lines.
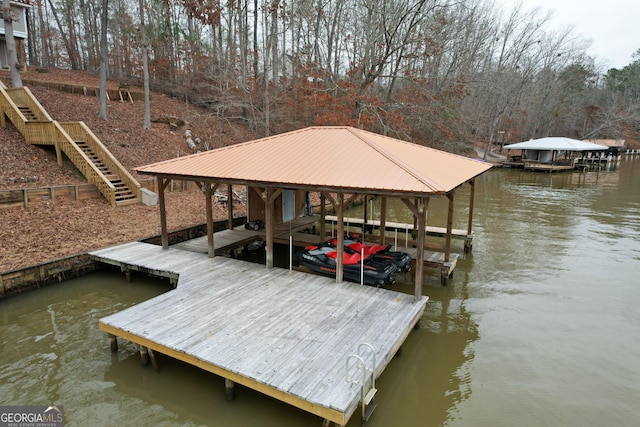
137, 127, 492, 297
92, 241, 427, 426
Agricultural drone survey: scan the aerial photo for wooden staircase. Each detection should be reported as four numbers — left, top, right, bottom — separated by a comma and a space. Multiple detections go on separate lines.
0, 81, 141, 207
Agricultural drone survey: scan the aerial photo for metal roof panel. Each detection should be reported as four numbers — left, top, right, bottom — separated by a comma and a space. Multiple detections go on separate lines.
136, 126, 492, 195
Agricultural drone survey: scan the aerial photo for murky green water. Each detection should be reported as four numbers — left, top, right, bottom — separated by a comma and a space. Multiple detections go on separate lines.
2, 158, 639, 426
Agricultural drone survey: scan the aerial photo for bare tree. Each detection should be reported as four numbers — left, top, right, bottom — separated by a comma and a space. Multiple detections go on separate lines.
98, 0, 109, 120
2, 0, 22, 87
139, 0, 151, 129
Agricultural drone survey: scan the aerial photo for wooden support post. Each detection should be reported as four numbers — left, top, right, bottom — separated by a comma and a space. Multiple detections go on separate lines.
379, 196, 387, 245
265, 188, 275, 268
148, 348, 158, 371
362, 195, 368, 235
109, 334, 118, 352
205, 181, 215, 258
319, 193, 326, 242
414, 199, 426, 300
140, 346, 149, 366
124, 268, 131, 282
227, 184, 234, 230
158, 177, 170, 249
445, 191, 455, 263
336, 193, 344, 283
54, 142, 62, 166
225, 378, 235, 401
465, 179, 476, 253
412, 198, 418, 240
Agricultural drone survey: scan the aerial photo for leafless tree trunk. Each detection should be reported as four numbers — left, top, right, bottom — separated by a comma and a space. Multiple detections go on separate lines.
46, 0, 79, 69
2, 0, 22, 87
98, 0, 108, 120
139, 0, 151, 129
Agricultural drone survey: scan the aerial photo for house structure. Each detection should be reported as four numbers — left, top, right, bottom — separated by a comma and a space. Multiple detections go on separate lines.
0, 0, 30, 69
135, 126, 492, 297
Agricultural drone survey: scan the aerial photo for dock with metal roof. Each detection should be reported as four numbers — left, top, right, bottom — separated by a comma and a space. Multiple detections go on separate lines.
92, 241, 427, 426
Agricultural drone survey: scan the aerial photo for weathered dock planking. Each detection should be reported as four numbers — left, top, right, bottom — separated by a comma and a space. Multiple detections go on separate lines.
91, 241, 427, 426
170, 228, 261, 255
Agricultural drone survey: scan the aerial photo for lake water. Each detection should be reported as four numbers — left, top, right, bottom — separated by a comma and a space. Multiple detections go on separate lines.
1, 157, 639, 426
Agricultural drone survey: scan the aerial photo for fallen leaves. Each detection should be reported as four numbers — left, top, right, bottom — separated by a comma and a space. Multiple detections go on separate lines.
0, 68, 254, 273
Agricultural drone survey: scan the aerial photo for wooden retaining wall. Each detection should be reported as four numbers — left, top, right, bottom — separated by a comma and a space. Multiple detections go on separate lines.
0, 219, 245, 301
0, 179, 198, 209
0, 75, 144, 101
0, 253, 98, 300
0, 183, 102, 208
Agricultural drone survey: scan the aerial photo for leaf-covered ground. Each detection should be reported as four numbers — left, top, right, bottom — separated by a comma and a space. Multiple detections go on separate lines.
0, 69, 253, 272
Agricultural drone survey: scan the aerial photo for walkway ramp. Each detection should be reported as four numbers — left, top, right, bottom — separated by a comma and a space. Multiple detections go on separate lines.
0, 81, 140, 207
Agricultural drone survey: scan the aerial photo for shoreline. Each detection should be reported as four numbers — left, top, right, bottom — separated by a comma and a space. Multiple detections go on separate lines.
0, 219, 246, 300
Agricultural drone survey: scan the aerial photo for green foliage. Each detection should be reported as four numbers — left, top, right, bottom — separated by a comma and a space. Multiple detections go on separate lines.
605, 52, 640, 99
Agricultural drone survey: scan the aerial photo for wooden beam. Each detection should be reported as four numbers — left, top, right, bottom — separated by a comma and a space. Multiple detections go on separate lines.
336, 193, 344, 283
445, 191, 455, 263
363, 195, 368, 234
265, 187, 274, 268
268, 188, 282, 204
379, 196, 387, 245
400, 198, 418, 217
227, 184, 234, 230
414, 198, 427, 300
158, 177, 170, 249
319, 193, 326, 242
100, 322, 346, 425
322, 191, 336, 208
204, 181, 219, 258
467, 179, 476, 235
54, 141, 62, 166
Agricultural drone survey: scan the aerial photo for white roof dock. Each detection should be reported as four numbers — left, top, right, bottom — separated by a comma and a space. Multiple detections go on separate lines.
503, 137, 608, 151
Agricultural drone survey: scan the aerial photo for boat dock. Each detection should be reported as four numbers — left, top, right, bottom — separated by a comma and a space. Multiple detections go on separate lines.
168, 217, 460, 284
91, 241, 427, 426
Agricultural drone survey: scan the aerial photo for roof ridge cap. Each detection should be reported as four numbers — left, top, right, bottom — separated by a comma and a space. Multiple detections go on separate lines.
347, 128, 444, 193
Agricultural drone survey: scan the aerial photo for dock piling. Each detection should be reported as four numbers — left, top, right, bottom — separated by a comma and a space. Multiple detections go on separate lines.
148, 349, 159, 371
225, 379, 235, 401
140, 346, 149, 366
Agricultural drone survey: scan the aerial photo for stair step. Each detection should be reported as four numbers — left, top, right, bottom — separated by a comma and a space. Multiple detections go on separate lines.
363, 400, 377, 422
364, 387, 377, 405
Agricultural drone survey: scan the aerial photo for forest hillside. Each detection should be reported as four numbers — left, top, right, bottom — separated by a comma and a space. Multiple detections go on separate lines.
0, 68, 254, 272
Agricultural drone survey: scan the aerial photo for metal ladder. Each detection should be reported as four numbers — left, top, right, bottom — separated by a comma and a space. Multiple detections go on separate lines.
347, 343, 377, 423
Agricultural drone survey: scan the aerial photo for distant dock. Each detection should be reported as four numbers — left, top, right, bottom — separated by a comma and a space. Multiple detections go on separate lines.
91, 241, 427, 426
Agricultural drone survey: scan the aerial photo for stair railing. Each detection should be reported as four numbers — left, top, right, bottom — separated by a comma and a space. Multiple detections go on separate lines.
60, 121, 141, 203
0, 85, 29, 134
53, 121, 118, 206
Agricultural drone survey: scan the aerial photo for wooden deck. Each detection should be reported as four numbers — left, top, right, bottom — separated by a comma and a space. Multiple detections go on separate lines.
90, 241, 427, 426
170, 228, 261, 255
523, 162, 575, 172
170, 216, 322, 256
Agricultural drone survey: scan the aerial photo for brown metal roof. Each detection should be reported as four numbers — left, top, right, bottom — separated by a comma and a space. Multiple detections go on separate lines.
136, 126, 492, 195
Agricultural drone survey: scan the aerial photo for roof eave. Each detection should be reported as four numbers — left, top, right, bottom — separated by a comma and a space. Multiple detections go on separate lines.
136, 169, 486, 198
